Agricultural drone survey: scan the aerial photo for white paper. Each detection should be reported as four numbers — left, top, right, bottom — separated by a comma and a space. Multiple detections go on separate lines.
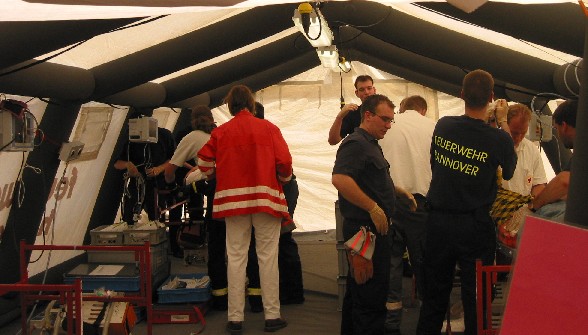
89, 265, 124, 276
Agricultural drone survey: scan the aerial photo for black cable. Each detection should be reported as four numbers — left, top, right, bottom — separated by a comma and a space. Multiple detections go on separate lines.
106, 103, 127, 110
33, 97, 60, 106
340, 71, 345, 109
10, 152, 27, 251
304, 6, 324, 42
0, 138, 15, 151
330, 5, 392, 29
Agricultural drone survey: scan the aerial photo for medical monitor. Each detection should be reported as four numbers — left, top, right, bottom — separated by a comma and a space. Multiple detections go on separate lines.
128, 116, 158, 143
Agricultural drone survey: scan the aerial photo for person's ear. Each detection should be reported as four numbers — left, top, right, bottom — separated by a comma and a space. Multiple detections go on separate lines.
355, 89, 360, 98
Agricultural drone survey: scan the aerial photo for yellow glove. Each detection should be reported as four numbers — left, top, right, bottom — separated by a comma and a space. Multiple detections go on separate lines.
369, 203, 389, 235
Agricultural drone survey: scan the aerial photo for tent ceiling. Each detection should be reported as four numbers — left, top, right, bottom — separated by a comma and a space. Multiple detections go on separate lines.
0, 1, 582, 108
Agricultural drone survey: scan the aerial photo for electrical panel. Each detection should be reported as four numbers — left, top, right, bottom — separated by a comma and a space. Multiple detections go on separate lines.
59, 141, 85, 162
0, 99, 35, 152
128, 116, 158, 143
527, 113, 553, 142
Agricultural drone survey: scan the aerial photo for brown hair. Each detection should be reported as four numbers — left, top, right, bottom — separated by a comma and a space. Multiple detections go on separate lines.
360, 94, 395, 122
191, 105, 215, 133
224, 85, 256, 116
462, 69, 494, 109
354, 75, 374, 89
507, 103, 532, 123
553, 99, 578, 127
402, 95, 427, 112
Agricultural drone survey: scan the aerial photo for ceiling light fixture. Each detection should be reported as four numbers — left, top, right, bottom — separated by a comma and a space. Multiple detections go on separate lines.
338, 57, 352, 73
317, 46, 339, 69
292, 2, 334, 48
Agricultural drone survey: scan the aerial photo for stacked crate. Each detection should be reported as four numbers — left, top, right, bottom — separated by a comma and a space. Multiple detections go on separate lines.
80, 224, 171, 292
335, 201, 348, 311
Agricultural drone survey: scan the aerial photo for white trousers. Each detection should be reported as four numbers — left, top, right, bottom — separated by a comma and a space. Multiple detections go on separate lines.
225, 212, 281, 321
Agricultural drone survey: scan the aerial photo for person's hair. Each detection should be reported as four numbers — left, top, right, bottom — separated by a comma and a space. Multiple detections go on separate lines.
254, 101, 265, 119
507, 103, 532, 123
354, 75, 374, 89
553, 99, 578, 128
128, 106, 153, 119
360, 94, 395, 122
224, 85, 255, 116
402, 95, 427, 112
462, 69, 494, 109
190, 105, 215, 133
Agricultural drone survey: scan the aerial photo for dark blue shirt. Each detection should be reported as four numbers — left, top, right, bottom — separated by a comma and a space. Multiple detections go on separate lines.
333, 127, 396, 221
427, 115, 517, 211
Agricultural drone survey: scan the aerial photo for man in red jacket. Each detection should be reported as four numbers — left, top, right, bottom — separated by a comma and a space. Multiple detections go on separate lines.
198, 85, 292, 334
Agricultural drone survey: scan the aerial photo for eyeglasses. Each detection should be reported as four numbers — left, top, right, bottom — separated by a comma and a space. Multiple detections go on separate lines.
369, 112, 395, 124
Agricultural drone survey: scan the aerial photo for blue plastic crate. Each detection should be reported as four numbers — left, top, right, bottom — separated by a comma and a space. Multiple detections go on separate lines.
64, 263, 140, 292
157, 274, 211, 304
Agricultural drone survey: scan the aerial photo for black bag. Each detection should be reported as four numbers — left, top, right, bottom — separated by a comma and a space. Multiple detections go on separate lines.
177, 221, 206, 249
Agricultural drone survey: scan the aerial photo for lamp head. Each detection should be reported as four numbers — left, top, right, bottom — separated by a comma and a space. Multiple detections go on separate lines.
298, 2, 313, 34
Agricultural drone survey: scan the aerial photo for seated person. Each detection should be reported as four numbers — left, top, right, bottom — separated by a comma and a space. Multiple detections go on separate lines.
164, 105, 215, 257
114, 109, 175, 224
530, 100, 577, 221
489, 103, 547, 248
501, 103, 547, 197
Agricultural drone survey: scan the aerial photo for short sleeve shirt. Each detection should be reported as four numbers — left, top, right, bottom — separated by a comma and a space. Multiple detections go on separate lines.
339, 108, 362, 139
333, 128, 396, 220
501, 137, 547, 196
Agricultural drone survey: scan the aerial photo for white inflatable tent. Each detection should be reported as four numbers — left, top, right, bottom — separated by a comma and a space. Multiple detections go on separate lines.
0, 1, 584, 325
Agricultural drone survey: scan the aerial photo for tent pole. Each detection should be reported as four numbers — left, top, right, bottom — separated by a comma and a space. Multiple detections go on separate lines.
565, 15, 588, 226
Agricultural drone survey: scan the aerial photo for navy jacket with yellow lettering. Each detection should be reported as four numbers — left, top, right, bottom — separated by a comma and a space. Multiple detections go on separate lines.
427, 115, 517, 212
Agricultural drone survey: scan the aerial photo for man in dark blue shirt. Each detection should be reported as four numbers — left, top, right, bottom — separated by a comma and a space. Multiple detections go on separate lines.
333, 94, 415, 335
328, 75, 376, 145
417, 70, 517, 335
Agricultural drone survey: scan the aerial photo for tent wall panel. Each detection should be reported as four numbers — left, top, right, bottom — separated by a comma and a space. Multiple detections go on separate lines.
565, 26, 588, 225
0, 100, 81, 284
350, 51, 462, 98
83, 111, 132, 245
206, 51, 320, 109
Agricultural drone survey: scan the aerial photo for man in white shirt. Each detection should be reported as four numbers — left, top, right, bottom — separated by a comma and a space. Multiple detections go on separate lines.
380, 95, 436, 334
501, 104, 547, 197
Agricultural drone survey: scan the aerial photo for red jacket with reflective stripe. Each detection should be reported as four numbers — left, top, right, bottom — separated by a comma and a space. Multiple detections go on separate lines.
197, 110, 292, 219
